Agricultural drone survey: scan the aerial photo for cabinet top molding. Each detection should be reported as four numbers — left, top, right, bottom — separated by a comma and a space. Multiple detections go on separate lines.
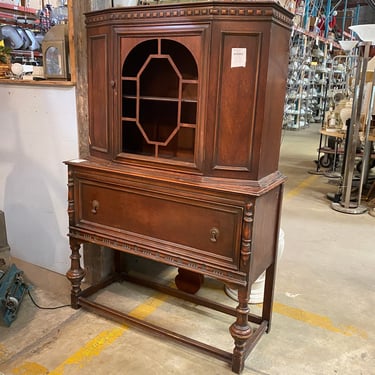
85, 1, 293, 29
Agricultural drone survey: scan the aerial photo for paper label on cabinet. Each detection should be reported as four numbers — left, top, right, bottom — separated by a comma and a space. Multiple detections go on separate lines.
231, 48, 246, 68
70, 159, 87, 163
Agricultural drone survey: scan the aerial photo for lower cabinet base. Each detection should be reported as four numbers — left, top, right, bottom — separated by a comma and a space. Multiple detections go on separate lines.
65, 162, 283, 373
68, 264, 273, 374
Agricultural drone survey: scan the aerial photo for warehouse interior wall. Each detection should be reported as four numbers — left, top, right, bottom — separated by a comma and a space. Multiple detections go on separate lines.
0, 84, 79, 275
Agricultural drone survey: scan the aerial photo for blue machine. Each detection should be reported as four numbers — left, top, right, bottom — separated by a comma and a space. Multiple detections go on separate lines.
0, 264, 28, 326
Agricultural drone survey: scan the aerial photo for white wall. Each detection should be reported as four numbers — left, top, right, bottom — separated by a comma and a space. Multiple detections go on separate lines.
0, 84, 79, 275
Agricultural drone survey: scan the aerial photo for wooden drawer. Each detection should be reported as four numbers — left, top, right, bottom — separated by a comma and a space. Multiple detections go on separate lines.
75, 178, 243, 271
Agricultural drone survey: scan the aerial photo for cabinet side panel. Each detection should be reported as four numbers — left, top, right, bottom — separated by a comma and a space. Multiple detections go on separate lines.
259, 24, 291, 177
88, 33, 110, 157
212, 32, 261, 173
250, 187, 282, 284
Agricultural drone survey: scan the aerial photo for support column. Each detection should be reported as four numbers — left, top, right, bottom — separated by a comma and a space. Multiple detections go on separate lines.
66, 238, 86, 309
230, 202, 253, 373
230, 286, 253, 374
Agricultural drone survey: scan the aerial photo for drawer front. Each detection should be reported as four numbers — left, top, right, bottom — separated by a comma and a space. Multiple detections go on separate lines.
76, 180, 243, 270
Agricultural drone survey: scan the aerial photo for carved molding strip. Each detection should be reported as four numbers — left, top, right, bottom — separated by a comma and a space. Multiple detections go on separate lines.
87, 4, 292, 28
69, 229, 247, 286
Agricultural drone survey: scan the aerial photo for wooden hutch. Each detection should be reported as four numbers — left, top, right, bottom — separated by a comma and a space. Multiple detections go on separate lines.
65, 1, 292, 373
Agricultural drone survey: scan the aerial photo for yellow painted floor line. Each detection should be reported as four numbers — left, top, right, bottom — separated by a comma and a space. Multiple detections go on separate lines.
8, 361, 49, 375
10, 296, 367, 375
273, 302, 368, 339
10, 292, 169, 375
284, 175, 319, 201
49, 294, 169, 375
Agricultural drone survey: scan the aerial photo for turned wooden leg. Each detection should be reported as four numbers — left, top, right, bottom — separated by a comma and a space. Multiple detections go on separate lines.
66, 238, 86, 309
229, 285, 253, 374
175, 268, 204, 294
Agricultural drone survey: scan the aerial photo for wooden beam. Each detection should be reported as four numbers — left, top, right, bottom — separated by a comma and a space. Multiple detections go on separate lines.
69, 0, 91, 157
70, 1, 117, 285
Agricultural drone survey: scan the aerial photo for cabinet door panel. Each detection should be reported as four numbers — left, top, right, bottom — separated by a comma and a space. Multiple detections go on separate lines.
212, 31, 261, 174
114, 27, 209, 173
88, 31, 111, 159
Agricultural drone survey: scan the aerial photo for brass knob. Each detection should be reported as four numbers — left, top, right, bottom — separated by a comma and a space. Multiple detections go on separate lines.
209, 227, 219, 242
91, 200, 99, 214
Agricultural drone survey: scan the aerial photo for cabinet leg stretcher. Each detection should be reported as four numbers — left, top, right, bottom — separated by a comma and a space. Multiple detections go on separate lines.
69, 268, 273, 373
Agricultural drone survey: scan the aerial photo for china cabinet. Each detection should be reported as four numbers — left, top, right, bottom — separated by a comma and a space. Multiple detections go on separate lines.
65, 2, 292, 372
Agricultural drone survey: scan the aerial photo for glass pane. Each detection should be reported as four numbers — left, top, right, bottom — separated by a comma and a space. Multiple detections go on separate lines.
139, 100, 178, 143
159, 127, 195, 162
122, 39, 158, 77
140, 58, 179, 98
45, 46, 62, 75
181, 101, 197, 124
161, 39, 198, 79
123, 79, 136, 96
182, 83, 197, 100
123, 121, 153, 155
121, 39, 198, 162
123, 98, 136, 118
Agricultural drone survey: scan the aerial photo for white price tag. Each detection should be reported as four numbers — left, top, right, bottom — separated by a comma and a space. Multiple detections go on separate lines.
231, 48, 246, 68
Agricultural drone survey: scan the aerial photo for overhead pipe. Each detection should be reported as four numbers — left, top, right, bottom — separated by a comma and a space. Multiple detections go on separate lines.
303, 0, 310, 30
341, 0, 348, 39
354, 4, 360, 26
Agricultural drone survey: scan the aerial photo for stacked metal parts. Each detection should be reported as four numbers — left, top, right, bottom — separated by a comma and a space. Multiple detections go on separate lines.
331, 25, 375, 215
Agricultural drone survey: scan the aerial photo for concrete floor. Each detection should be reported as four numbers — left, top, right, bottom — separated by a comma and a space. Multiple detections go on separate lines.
1, 123, 375, 375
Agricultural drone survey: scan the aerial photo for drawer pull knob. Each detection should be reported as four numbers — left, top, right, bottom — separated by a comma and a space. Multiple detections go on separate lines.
91, 200, 99, 214
210, 227, 219, 242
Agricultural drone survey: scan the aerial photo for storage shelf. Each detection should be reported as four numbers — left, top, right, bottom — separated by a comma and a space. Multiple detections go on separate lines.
0, 78, 75, 87
0, 2, 38, 18
123, 95, 197, 103
283, 27, 353, 130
